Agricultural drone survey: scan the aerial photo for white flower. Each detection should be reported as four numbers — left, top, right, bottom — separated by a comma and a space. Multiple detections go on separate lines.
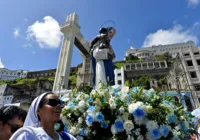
95, 98, 102, 106
135, 102, 144, 107
121, 94, 129, 102
95, 105, 101, 112
134, 118, 145, 125
144, 106, 152, 112
78, 101, 86, 113
122, 86, 129, 93
119, 106, 125, 113
122, 112, 129, 120
78, 117, 83, 124
112, 85, 121, 90
109, 97, 115, 104
127, 135, 135, 140
74, 111, 80, 116
111, 124, 117, 135
69, 126, 79, 135
123, 120, 134, 131
146, 120, 158, 131
84, 94, 89, 99
110, 103, 117, 109
128, 103, 137, 113
137, 135, 144, 140
76, 135, 84, 140
62, 97, 70, 102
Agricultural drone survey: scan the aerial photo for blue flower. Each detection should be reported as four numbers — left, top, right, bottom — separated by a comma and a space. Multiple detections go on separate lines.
101, 121, 108, 128
121, 93, 131, 103
173, 135, 179, 140
179, 121, 188, 132
67, 103, 75, 108
114, 119, 124, 132
151, 128, 161, 139
86, 115, 94, 124
87, 98, 93, 103
160, 125, 169, 137
87, 106, 95, 112
167, 114, 177, 124
114, 91, 120, 96
96, 112, 104, 122
80, 128, 88, 136
132, 87, 140, 93
133, 108, 145, 119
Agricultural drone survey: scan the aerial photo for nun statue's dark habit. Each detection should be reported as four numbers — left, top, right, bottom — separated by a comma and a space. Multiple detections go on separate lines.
90, 27, 116, 90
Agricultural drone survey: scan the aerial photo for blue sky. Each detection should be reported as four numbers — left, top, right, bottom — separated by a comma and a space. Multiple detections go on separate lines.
0, 0, 200, 70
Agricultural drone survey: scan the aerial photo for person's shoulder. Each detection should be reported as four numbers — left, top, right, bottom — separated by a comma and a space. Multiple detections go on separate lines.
67, 132, 77, 140
10, 126, 44, 140
58, 131, 77, 140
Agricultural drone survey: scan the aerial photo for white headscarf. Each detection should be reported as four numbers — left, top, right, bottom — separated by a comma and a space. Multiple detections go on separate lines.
23, 92, 50, 127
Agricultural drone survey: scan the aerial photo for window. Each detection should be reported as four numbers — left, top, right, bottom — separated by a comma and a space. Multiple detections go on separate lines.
184, 95, 193, 112
187, 60, 193, 66
190, 71, 197, 78
117, 73, 121, 76
184, 53, 190, 56
194, 52, 200, 55
118, 80, 122, 85
194, 84, 200, 91
197, 60, 200, 65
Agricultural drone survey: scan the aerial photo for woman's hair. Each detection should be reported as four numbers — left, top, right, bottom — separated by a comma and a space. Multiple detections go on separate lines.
0, 106, 27, 124
37, 92, 54, 120
38, 92, 54, 109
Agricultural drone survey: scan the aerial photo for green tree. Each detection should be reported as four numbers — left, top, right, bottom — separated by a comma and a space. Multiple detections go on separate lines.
125, 54, 139, 61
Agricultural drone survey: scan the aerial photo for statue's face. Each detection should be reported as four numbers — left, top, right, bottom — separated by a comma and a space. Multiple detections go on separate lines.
107, 29, 115, 41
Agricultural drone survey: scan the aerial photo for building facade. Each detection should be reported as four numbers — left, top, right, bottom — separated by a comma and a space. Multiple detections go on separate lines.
0, 68, 28, 81
126, 41, 195, 59
167, 47, 200, 106
26, 69, 56, 78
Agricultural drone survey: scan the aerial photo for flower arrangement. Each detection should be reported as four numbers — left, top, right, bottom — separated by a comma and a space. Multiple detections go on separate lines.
61, 85, 194, 140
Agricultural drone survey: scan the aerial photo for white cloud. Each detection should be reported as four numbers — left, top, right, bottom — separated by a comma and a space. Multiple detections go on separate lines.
32, 51, 36, 54
14, 28, 20, 37
26, 16, 62, 48
0, 57, 5, 68
142, 24, 199, 47
187, 0, 200, 6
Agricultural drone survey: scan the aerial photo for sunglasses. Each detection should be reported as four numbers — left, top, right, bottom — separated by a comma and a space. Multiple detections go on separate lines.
7, 122, 21, 133
46, 99, 65, 108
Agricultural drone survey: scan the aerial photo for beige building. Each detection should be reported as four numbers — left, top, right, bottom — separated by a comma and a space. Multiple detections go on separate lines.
126, 41, 195, 59
167, 47, 200, 106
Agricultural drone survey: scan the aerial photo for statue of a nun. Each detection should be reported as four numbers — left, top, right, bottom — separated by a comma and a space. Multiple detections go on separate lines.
90, 27, 116, 90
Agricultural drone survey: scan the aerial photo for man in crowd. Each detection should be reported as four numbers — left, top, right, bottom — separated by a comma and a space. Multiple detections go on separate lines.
0, 106, 27, 140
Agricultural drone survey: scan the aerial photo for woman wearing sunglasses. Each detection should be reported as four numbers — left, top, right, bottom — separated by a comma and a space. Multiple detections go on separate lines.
10, 92, 76, 140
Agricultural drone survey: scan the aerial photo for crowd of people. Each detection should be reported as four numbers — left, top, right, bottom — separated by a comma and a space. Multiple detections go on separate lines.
0, 91, 200, 140
0, 92, 76, 140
